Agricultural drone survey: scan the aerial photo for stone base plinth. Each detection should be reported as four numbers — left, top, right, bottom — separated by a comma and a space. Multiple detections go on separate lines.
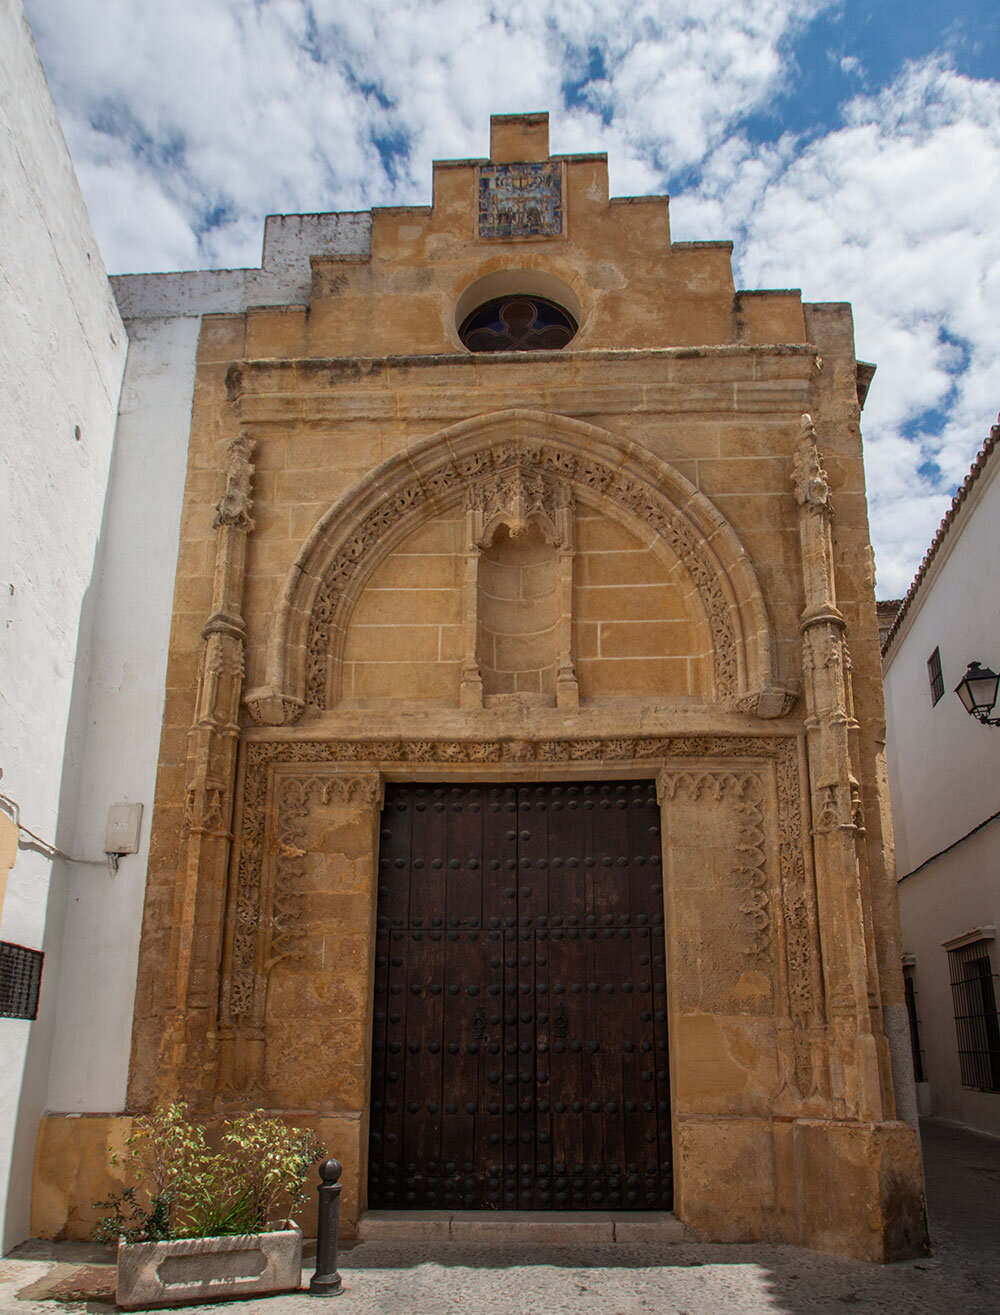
31, 1113, 365, 1243
358, 1210, 687, 1245
30, 1114, 133, 1243
676, 1115, 928, 1262
34, 1112, 927, 1261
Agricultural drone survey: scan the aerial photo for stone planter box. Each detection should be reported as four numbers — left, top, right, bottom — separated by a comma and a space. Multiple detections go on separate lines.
115, 1224, 302, 1309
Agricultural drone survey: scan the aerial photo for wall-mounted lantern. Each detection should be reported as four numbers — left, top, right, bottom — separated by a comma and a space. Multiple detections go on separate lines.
955, 661, 1000, 725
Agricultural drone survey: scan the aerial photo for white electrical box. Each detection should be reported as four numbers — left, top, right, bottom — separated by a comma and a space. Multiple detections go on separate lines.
105, 802, 143, 856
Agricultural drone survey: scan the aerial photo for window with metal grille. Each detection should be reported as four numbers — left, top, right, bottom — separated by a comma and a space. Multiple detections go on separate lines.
903, 966, 925, 1083
927, 646, 945, 705
948, 941, 1000, 1090
0, 941, 44, 1020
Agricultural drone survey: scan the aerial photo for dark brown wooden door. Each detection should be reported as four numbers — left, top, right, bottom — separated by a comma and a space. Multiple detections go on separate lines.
368, 780, 671, 1211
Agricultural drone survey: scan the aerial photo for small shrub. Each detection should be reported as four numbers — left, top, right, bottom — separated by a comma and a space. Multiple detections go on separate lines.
93, 1103, 324, 1243
219, 1111, 325, 1233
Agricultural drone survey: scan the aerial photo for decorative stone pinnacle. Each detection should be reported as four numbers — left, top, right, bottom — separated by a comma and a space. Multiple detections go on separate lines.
791, 414, 831, 510
213, 431, 257, 531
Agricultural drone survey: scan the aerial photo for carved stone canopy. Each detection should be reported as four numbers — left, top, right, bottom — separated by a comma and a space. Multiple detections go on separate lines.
467, 463, 572, 549
243, 409, 791, 724
213, 432, 256, 532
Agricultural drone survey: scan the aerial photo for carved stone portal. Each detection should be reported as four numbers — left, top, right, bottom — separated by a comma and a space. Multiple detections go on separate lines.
213, 734, 821, 1110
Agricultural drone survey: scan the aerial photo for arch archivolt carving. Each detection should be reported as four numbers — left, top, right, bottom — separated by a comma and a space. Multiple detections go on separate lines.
243, 410, 789, 724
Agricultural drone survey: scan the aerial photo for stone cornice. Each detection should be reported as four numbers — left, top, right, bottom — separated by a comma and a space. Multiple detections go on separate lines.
225, 343, 822, 402
241, 716, 802, 750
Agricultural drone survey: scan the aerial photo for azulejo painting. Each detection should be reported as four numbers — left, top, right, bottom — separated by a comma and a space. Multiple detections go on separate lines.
478, 161, 564, 238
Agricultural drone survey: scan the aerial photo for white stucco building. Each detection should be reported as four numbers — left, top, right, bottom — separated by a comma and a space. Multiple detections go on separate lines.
0, 0, 372, 1250
0, 0, 127, 1250
883, 418, 1000, 1138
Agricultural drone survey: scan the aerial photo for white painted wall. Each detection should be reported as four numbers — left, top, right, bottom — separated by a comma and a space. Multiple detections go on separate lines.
0, 0, 127, 1250
44, 316, 200, 1114
897, 827, 1000, 1136
0, 2, 374, 1247
883, 454, 1000, 877
884, 440, 1000, 1134
111, 210, 371, 321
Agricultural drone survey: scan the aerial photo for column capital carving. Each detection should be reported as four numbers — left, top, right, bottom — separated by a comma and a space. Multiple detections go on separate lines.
244, 687, 305, 725
799, 608, 846, 634
725, 686, 799, 718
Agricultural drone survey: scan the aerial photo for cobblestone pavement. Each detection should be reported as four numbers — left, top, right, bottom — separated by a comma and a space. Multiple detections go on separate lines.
3, 1118, 998, 1314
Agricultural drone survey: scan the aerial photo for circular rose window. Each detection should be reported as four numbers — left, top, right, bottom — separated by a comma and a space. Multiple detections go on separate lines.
459, 295, 578, 353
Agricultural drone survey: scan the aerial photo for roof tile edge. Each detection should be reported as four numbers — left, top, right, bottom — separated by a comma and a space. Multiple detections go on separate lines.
881, 415, 1000, 657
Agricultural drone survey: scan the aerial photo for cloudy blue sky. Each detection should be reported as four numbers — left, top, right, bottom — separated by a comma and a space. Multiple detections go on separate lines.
23, 0, 1000, 597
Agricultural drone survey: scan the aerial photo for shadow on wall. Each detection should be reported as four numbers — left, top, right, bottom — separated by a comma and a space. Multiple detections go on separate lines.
3, 452, 121, 1253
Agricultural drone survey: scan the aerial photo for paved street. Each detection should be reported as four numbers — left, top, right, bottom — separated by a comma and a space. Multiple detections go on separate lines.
2, 1118, 998, 1314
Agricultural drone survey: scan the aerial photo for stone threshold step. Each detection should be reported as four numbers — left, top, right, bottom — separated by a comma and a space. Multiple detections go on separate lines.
358, 1210, 685, 1245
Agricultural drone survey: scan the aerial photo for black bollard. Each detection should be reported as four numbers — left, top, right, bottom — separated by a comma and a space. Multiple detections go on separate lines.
309, 1158, 344, 1297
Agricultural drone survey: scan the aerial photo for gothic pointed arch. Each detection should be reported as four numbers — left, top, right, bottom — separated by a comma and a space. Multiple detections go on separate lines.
243, 410, 789, 723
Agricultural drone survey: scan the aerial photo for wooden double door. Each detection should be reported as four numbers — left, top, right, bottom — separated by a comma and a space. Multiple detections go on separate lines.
368, 780, 671, 1211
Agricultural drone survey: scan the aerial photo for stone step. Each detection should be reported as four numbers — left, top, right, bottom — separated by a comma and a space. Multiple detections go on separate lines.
358, 1210, 686, 1245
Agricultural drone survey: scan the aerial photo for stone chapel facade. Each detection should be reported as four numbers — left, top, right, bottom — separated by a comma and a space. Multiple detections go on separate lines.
32, 112, 926, 1260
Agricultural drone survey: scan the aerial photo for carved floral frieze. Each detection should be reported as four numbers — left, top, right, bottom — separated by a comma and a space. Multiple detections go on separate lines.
657, 770, 772, 963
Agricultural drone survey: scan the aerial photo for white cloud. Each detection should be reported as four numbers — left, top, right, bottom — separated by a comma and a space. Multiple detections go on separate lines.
671, 59, 1000, 595
21, 2, 1000, 595
24, 0, 824, 270
62, 122, 200, 274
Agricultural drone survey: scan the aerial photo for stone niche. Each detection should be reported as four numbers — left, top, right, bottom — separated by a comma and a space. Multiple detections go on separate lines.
477, 521, 560, 700
337, 456, 714, 714
465, 463, 576, 708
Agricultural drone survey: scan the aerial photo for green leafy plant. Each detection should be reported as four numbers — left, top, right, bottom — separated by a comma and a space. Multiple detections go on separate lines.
217, 1110, 324, 1233
93, 1103, 325, 1243
92, 1185, 173, 1246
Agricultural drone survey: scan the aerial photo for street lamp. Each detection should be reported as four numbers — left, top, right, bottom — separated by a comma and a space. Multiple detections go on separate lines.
955, 661, 1000, 725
